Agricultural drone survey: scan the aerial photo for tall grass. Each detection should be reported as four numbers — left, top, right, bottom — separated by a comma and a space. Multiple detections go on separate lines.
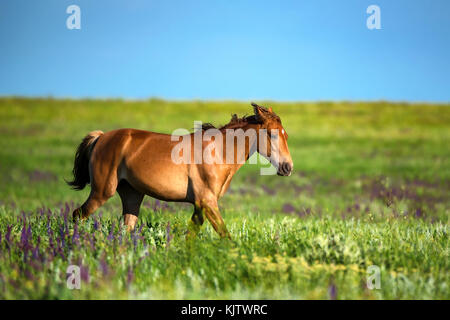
0, 98, 448, 299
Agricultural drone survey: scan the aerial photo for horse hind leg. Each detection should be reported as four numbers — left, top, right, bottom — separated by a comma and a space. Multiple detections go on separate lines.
117, 180, 144, 231
72, 170, 118, 222
72, 190, 115, 222
186, 204, 205, 240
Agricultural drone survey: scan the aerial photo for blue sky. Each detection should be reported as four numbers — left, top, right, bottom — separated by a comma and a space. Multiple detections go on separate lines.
0, 0, 449, 102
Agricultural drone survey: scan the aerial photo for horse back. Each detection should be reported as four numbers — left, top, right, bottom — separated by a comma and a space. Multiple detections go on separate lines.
91, 128, 191, 201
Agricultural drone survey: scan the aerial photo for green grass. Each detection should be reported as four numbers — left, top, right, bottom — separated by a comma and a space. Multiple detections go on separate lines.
0, 97, 448, 299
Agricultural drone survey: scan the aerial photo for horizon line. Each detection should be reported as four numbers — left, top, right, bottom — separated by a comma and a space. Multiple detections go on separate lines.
0, 95, 449, 106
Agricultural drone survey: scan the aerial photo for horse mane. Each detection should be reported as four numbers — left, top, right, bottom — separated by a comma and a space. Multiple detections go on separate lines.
198, 103, 281, 132
198, 114, 260, 131
195, 103, 281, 132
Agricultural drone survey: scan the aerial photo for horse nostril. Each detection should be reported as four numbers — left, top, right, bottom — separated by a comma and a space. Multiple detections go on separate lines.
285, 163, 292, 174
279, 162, 291, 175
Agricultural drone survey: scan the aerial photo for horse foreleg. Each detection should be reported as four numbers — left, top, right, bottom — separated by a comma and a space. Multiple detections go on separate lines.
199, 198, 231, 239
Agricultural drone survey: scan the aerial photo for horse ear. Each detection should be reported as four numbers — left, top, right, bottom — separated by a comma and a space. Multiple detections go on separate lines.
251, 102, 260, 115
252, 102, 275, 122
251, 102, 267, 121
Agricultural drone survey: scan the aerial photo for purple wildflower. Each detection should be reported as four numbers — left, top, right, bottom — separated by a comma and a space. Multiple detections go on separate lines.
59, 225, 65, 247
20, 224, 32, 249
24, 269, 35, 281
166, 222, 173, 248
5, 225, 12, 244
63, 213, 69, 236
48, 226, 55, 252
261, 185, 276, 195
20, 224, 33, 263
153, 199, 169, 212
415, 208, 423, 218
72, 224, 80, 246
132, 231, 138, 249
80, 265, 90, 282
88, 234, 96, 251
328, 283, 338, 300
107, 223, 115, 241
154, 199, 161, 211
32, 244, 40, 261
127, 267, 134, 286
100, 257, 109, 276
47, 221, 53, 237
282, 203, 296, 214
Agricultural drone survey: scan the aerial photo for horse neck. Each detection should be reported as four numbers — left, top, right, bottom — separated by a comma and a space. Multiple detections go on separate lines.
222, 122, 261, 171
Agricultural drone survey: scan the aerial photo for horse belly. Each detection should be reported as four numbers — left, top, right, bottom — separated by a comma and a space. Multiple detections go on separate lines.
121, 158, 189, 202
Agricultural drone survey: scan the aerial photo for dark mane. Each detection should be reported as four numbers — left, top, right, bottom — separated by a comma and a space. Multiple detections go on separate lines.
199, 114, 262, 131
197, 103, 280, 131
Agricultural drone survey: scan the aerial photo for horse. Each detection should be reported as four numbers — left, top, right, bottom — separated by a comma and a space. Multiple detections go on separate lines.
67, 103, 293, 238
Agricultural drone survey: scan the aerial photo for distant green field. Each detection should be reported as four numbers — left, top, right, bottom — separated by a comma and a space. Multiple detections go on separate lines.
0, 97, 448, 299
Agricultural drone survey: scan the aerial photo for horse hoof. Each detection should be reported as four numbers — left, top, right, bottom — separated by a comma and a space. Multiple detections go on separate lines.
72, 208, 83, 223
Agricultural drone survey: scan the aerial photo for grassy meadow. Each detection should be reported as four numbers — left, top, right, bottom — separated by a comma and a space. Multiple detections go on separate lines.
0, 97, 448, 299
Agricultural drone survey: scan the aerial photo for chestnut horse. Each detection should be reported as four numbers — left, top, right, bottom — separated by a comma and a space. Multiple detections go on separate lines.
68, 103, 293, 238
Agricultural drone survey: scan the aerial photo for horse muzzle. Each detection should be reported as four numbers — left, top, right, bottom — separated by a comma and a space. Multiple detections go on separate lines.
277, 162, 293, 176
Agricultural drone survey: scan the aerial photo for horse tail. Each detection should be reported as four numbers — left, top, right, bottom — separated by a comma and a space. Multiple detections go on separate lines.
67, 130, 104, 190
